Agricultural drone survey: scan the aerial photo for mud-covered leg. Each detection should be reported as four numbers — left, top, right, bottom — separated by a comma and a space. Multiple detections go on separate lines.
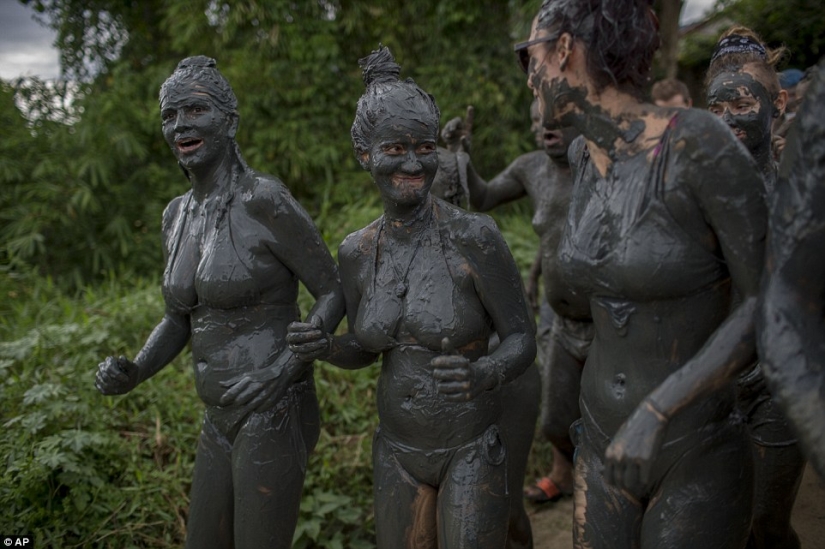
439, 426, 510, 549
372, 430, 438, 549
185, 415, 235, 549
641, 424, 753, 549
572, 427, 642, 549
501, 363, 540, 549
747, 442, 804, 549
231, 390, 320, 549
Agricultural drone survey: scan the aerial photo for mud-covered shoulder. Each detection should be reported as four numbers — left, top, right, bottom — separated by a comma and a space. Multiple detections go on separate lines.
670, 108, 751, 164
233, 170, 302, 219
668, 108, 761, 198
434, 197, 507, 259
161, 193, 188, 253
339, 218, 381, 265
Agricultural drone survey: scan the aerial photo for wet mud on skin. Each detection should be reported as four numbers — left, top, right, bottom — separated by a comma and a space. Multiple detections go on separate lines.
705, 53, 805, 549
526, 17, 768, 548
706, 70, 776, 177
322, 46, 537, 549
528, 463, 825, 549
96, 56, 344, 549
758, 59, 825, 479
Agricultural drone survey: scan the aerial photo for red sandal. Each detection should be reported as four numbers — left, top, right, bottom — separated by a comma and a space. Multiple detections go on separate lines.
523, 477, 572, 503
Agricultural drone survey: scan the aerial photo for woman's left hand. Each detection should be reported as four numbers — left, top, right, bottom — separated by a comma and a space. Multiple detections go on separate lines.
287, 316, 332, 362
219, 353, 302, 412
431, 338, 497, 402
603, 399, 668, 496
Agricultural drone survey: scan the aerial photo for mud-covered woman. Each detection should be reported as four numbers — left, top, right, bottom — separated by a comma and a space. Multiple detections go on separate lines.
705, 27, 805, 549
460, 98, 589, 504
95, 56, 344, 549
758, 59, 825, 481
519, 1, 767, 547
288, 46, 536, 548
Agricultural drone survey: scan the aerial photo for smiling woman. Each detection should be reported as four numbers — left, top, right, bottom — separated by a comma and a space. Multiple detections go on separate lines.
287, 46, 536, 548
95, 56, 345, 549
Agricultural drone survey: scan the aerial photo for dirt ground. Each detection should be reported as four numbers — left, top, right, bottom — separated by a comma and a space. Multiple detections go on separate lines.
529, 464, 825, 548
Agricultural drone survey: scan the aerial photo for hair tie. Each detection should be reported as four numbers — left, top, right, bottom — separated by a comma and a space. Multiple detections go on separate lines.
711, 34, 767, 64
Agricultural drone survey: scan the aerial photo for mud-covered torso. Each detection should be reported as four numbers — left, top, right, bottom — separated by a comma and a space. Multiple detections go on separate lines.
160, 173, 301, 405
350, 199, 500, 448
556, 116, 742, 434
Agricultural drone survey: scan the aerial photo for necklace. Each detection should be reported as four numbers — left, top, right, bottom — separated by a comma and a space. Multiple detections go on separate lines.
379, 205, 432, 299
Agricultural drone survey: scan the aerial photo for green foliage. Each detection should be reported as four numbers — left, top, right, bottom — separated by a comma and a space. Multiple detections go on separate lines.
2, 0, 542, 289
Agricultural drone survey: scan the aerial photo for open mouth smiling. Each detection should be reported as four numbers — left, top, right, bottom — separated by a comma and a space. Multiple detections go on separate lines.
176, 138, 204, 153
392, 174, 425, 187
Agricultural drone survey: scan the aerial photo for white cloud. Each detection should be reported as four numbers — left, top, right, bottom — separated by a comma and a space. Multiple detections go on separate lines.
681, 0, 718, 25
0, 2, 60, 80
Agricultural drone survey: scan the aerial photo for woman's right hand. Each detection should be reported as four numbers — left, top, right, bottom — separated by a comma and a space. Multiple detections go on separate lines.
95, 356, 140, 395
287, 316, 332, 362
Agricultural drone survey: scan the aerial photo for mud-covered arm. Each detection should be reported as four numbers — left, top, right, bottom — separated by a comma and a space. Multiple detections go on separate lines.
323, 234, 380, 369
605, 114, 767, 490
466, 156, 529, 212
758, 63, 825, 478
465, 216, 537, 387
258, 183, 345, 385
646, 118, 767, 417
96, 198, 191, 395
266, 186, 345, 338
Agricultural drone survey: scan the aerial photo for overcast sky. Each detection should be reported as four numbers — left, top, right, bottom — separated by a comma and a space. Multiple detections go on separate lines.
0, 0, 718, 81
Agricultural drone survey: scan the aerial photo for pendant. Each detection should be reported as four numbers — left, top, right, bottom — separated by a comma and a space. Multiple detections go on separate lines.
395, 282, 407, 298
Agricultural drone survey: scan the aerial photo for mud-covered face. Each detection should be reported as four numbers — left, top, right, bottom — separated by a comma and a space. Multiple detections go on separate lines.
365, 114, 438, 208
706, 71, 773, 155
160, 81, 235, 172
524, 27, 584, 144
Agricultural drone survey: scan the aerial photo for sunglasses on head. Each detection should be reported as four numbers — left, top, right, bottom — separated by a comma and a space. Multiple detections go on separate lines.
514, 35, 559, 73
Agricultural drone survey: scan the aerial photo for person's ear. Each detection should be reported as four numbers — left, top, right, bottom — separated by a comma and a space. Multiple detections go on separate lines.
358, 151, 370, 170
557, 33, 574, 71
228, 113, 239, 139
774, 89, 788, 117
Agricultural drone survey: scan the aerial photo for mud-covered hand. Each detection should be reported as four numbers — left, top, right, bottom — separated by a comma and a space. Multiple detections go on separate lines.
287, 315, 331, 362
603, 398, 668, 496
440, 106, 474, 154
432, 337, 497, 402
219, 352, 302, 412
95, 356, 140, 395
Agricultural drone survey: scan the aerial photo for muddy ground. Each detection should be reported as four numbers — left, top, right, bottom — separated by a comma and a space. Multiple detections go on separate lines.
529, 464, 825, 548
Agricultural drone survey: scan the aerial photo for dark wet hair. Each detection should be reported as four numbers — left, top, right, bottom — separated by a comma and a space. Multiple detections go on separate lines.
535, 0, 659, 96
351, 46, 440, 160
706, 26, 787, 99
159, 55, 238, 115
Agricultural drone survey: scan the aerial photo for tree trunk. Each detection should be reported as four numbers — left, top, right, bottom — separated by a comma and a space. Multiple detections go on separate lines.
656, 0, 684, 79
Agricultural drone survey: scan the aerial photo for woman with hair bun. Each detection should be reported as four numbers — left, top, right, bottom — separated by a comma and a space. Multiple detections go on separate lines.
288, 46, 536, 548
95, 56, 345, 548
518, 1, 767, 547
705, 26, 804, 549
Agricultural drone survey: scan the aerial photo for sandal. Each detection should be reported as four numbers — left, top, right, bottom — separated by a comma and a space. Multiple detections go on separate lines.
523, 477, 572, 503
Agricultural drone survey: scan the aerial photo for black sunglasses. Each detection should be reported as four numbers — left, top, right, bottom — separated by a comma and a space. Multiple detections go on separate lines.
514, 35, 558, 74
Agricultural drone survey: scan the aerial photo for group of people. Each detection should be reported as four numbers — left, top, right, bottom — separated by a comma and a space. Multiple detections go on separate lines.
94, 0, 824, 548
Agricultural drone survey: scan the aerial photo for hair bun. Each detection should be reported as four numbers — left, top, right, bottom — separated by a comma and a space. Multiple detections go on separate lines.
176, 55, 218, 71
358, 46, 401, 87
